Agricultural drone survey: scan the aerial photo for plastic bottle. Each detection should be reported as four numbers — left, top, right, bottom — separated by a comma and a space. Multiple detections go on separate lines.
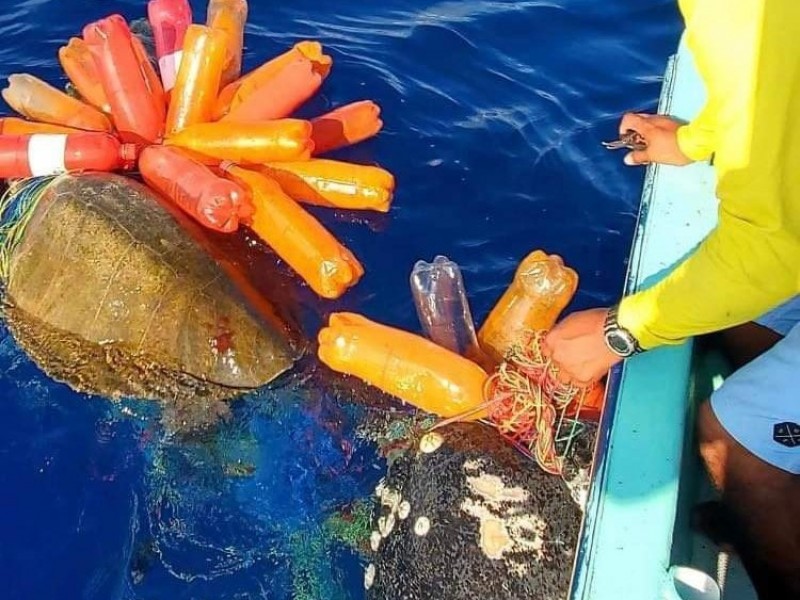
0, 133, 138, 178
222, 165, 364, 299
258, 159, 394, 212
139, 145, 253, 233
2, 74, 113, 132
318, 312, 489, 419
214, 41, 330, 119
83, 15, 164, 144
311, 101, 383, 155
147, 0, 193, 92
166, 119, 313, 163
165, 25, 227, 135
206, 0, 248, 87
478, 250, 578, 364
58, 38, 111, 113
410, 255, 483, 361
221, 58, 324, 123
130, 34, 167, 125
0, 118, 81, 135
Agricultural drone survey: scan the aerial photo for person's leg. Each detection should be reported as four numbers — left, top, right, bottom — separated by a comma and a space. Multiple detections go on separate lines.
698, 402, 800, 598
698, 324, 800, 598
717, 295, 800, 369
717, 322, 782, 369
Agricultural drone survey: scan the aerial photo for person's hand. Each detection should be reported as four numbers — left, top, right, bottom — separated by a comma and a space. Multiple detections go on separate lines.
542, 308, 622, 386
618, 113, 693, 167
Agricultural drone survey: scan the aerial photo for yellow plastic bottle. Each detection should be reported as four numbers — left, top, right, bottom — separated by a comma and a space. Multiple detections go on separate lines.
258, 159, 395, 212
206, 0, 247, 87
222, 165, 364, 299
165, 24, 227, 135
2, 74, 113, 132
318, 312, 489, 419
166, 119, 313, 163
478, 250, 578, 364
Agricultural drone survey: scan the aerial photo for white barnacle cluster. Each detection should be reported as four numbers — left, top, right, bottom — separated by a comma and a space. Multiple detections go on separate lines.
365, 477, 420, 590
459, 459, 548, 576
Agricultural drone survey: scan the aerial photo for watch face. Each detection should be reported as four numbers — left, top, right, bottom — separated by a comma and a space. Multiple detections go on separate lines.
606, 330, 633, 356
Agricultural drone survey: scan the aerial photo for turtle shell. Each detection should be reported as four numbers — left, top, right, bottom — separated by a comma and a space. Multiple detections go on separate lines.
2, 172, 303, 409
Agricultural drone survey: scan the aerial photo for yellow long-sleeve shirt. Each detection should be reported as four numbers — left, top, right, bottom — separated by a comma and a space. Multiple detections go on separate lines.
617, 0, 800, 349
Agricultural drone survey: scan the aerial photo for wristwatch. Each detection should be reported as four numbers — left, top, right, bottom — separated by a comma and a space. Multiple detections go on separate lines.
603, 304, 643, 358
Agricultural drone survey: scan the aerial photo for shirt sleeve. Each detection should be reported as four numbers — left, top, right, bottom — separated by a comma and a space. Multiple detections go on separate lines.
676, 100, 717, 162
617, 215, 800, 349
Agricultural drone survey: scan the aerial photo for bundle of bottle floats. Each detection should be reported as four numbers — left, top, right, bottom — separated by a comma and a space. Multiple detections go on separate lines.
0, 0, 604, 475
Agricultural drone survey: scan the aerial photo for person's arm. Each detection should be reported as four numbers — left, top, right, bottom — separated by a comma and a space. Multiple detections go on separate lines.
619, 215, 799, 349
676, 99, 717, 162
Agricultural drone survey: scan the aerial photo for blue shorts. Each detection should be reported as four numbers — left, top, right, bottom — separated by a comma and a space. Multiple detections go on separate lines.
710, 296, 800, 474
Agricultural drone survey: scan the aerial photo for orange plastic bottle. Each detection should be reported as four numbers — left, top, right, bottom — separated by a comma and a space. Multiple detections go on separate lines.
206, 0, 248, 87
166, 120, 313, 163
221, 59, 324, 123
318, 312, 489, 419
139, 145, 253, 233
311, 101, 383, 155
478, 250, 578, 364
0, 118, 81, 135
58, 38, 111, 114
0, 133, 137, 178
259, 159, 395, 212
83, 15, 164, 144
147, 0, 193, 92
214, 41, 331, 119
223, 165, 364, 299
131, 34, 167, 125
165, 24, 228, 135
2, 74, 113, 132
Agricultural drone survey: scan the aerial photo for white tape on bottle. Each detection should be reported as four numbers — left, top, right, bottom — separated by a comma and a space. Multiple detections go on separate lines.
27, 134, 68, 176
159, 50, 183, 92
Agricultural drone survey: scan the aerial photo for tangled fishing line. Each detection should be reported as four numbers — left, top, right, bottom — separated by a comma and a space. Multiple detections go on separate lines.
435, 330, 598, 476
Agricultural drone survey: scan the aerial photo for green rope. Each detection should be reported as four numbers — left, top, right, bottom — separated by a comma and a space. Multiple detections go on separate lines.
0, 176, 58, 283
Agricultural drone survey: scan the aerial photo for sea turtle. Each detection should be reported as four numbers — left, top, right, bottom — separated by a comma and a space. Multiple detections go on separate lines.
360, 421, 593, 600
0, 173, 304, 429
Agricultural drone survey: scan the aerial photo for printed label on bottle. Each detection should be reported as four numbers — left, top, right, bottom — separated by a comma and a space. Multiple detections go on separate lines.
27, 134, 68, 176
158, 50, 183, 92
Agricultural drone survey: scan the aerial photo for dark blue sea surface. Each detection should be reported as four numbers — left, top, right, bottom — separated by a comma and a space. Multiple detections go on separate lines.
0, 1, 681, 598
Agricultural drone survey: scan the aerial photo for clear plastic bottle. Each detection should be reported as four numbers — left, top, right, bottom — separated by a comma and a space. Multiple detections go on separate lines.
478, 249, 578, 364
410, 255, 482, 362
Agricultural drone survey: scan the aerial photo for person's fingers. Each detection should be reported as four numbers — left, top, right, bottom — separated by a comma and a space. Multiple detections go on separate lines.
619, 112, 651, 135
623, 149, 650, 166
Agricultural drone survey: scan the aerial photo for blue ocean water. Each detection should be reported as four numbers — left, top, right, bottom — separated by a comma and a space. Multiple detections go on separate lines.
0, 1, 681, 598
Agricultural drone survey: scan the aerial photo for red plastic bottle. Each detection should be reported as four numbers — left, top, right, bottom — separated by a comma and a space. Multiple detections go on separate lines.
148, 0, 193, 92
83, 15, 164, 144
0, 133, 137, 178
139, 145, 253, 233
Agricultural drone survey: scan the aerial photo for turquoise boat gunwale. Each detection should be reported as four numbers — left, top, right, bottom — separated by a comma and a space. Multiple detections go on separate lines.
566, 32, 744, 600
